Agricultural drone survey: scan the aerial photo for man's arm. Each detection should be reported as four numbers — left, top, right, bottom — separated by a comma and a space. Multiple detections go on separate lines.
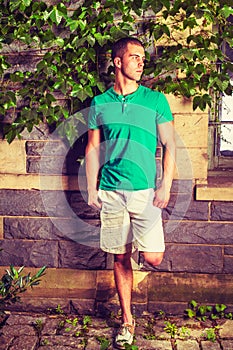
85, 128, 102, 209
153, 121, 176, 208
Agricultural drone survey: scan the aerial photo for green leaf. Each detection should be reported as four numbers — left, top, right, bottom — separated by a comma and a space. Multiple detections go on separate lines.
219, 5, 233, 18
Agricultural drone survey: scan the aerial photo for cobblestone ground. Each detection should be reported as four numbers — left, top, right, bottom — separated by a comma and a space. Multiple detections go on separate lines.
0, 312, 233, 350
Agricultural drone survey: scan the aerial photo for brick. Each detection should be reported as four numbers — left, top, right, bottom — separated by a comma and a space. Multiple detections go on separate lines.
211, 202, 233, 221
0, 216, 3, 239
164, 222, 233, 244
162, 195, 209, 221
58, 241, 106, 269
0, 239, 58, 267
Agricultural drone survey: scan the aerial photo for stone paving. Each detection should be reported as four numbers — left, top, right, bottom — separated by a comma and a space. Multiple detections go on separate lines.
0, 312, 233, 350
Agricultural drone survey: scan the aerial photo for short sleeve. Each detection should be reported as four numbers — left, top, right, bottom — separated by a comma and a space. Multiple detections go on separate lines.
88, 98, 100, 129
156, 93, 173, 124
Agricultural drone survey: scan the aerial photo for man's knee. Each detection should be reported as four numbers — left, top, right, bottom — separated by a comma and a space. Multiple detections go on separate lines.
142, 252, 164, 267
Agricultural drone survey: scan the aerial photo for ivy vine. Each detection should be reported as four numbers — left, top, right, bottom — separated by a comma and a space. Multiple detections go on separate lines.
0, 0, 232, 143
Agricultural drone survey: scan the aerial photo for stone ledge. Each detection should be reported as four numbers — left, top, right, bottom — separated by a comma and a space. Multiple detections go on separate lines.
196, 173, 233, 201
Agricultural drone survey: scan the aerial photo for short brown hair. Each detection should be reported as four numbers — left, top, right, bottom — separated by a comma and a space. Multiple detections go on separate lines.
111, 37, 144, 61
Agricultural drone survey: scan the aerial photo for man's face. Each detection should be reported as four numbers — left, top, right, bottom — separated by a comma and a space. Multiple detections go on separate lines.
118, 43, 145, 81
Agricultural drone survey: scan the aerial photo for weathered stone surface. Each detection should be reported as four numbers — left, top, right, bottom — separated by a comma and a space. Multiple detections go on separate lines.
136, 337, 172, 349
201, 341, 221, 350
171, 179, 194, 193
0, 140, 26, 174
211, 202, 233, 221
223, 257, 233, 273
26, 141, 67, 156
220, 340, 233, 350
1, 324, 36, 336
144, 245, 223, 273
176, 340, 200, 350
147, 272, 233, 305
224, 246, 233, 255
0, 189, 98, 219
162, 195, 209, 221
0, 190, 47, 216
220, 321, 233, 338
58, 241, 106, 269
0, 239, 58, 267
27, 156, 66, 174
164, 222, 233, 244
4, 217, 100, 246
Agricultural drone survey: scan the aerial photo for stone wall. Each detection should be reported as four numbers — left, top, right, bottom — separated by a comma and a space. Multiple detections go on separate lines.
0, 93, 233, 316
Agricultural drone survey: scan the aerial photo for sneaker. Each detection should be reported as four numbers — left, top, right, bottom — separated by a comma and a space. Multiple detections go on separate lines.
115, 320, 135, 349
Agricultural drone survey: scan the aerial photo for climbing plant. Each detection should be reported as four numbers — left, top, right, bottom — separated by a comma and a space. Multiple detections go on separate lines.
0, 0, 232, 143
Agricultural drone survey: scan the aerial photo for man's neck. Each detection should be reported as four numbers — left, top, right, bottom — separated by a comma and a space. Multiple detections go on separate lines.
113, 81, 139, 96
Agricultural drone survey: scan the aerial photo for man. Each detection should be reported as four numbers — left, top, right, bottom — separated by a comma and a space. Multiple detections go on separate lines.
85, 37, 175, 349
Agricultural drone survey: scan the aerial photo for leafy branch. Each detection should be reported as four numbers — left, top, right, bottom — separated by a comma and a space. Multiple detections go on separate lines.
0, 265, 46, 309
0, 0, 232, 143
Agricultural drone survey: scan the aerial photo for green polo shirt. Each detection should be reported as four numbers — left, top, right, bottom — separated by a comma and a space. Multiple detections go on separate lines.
88, 85, 173, 191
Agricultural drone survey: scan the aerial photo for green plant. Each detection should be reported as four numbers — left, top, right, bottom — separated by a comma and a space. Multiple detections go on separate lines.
0, 0, 232, 143
0, 265, 46, 311
96, 335, 111, 350
164, 320, 178, 338
201, 325, 221, 342
185, 300, 232, 321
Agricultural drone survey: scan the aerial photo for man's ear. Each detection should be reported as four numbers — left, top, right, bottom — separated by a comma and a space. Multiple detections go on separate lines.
114, 57, 122, 68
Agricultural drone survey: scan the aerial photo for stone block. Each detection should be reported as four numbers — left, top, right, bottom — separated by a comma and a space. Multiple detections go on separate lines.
162, 195, 209, 222
4, 217, 100, 247
27, 156, 67, 174
220, 341, 233, 350
0, 216, 3, 239
0, 140, 26, 174
210, 202, 233, 221
162, 245, 223, 273
174, 113, 208, 148
176, 340, 200, 350
224, 246, 233, 255
147, 272, 233, 305
175, 147, 208, 180
0, 239, 58, 267
170, 179, 194, 194
164, 222, 233, 245
0, 189, 98, 219
223, 257, 233, 273
58, 241, 106, 269
26, 141, 67, 156
201, 341, 221, 350
136, 338, 172, 350
219, 320, 233, 338
0, 190, 47, 216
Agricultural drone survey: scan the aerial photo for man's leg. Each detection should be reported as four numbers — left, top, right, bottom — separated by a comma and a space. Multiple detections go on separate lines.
114, 251, 133, 325
142, 251, 164, 267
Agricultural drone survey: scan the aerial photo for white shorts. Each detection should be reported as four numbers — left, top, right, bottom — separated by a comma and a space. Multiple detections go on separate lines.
98, 188, 165, 254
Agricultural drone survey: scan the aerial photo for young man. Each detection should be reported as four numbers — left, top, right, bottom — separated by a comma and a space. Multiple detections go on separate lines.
86, 37, 175, 348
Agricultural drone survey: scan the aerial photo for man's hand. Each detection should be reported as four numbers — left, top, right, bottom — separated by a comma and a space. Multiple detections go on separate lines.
153, 186, 170, 209
87, 189, 102, 210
